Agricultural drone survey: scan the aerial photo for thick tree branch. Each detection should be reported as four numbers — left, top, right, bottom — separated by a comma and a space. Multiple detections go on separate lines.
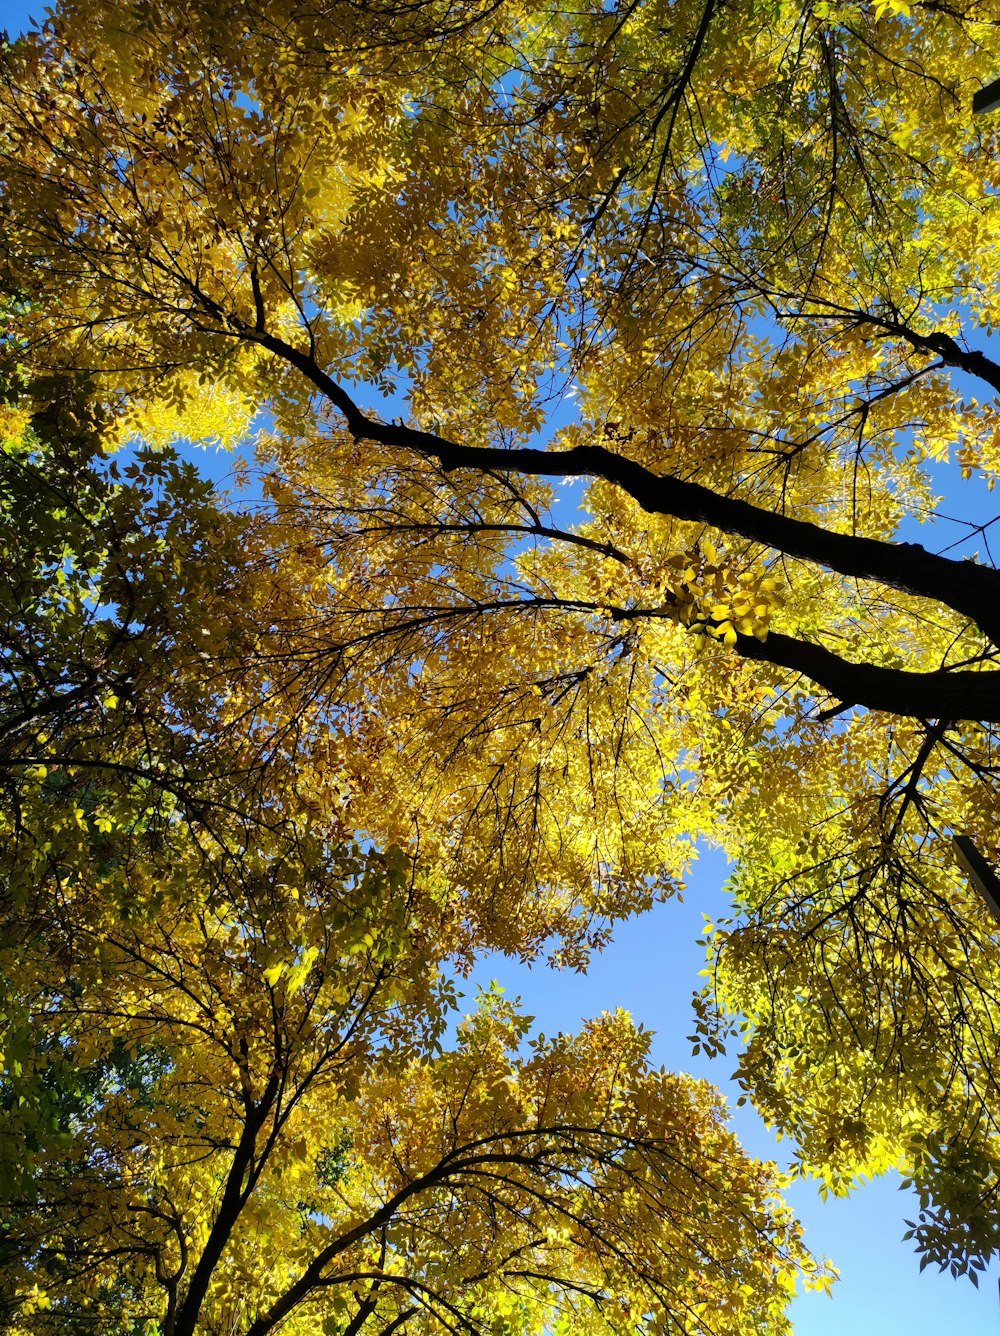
913, 330, 1000, 397
730, 630, 1000, 722
170, 1073, 281, 1336
246, 332, 1000, 647
429, 441, 1000, 645
840, 308, 1000, 398
239, 317, 1000, 722
433, 443, 1000, 646
603, 604, 1000, 721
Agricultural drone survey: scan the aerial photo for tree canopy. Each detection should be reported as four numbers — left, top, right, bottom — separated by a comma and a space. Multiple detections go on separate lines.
2, 0, 1000, 1323
0, 382, 822, 1331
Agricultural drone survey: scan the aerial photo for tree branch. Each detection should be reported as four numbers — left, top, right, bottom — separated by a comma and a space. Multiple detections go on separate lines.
730, 629, 1000, 722
244, 332, 1000, 647
170, 1073, 281, 1336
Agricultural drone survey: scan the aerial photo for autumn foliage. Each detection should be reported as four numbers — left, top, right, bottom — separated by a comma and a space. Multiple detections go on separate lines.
2, 0, 1000, 1327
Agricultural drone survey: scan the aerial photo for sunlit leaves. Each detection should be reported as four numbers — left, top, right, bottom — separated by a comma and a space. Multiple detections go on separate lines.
5, 0, 1000, 1289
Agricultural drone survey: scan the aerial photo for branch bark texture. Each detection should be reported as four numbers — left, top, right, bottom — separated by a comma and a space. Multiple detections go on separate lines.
250, 333, 1000, 722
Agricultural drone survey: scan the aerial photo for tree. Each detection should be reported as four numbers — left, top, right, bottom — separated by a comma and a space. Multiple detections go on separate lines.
0, 376, 826, 1330
0, 859, 820, 1332
3, 0, 1000, 1276
0, 368, 248, 1199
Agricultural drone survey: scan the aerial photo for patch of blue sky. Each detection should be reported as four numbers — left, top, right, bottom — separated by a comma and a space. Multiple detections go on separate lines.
0, 0, 39, 36
458, 846, 1000, 1335
888, 349, 1000, 562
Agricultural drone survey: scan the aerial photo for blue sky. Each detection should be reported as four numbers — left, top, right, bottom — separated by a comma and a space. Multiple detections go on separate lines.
4, 0, 1000, 1328
464, 855, 1000, 1334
